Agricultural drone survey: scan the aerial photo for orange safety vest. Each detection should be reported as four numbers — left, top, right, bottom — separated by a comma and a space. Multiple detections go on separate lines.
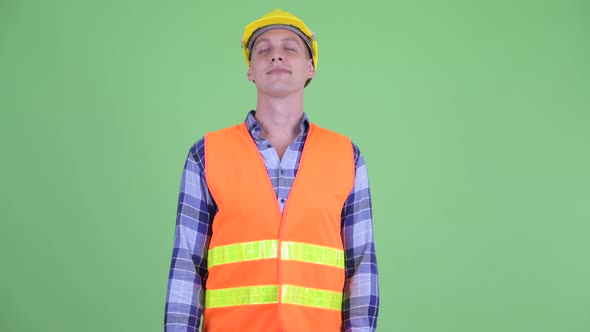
203, 122, 355, 332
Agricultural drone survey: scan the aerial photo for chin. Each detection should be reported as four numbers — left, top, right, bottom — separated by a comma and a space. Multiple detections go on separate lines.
257, 83, 302, 97
258, 76, 307, 90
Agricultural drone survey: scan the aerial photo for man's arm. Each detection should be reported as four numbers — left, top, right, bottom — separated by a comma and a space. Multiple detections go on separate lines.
165, 138, 215, 332
341, 143, 380, 332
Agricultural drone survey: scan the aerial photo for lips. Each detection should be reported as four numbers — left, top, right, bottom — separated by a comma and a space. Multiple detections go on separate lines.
267, 67, 291, 74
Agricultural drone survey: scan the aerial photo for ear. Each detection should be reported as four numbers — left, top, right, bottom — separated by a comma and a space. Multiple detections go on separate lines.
247, 64, 254, 82
307, 59, 316, 79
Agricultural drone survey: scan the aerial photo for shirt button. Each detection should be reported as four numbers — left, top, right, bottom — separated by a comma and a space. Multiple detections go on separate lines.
266, 144, 272, 148
280, 198, 285, 203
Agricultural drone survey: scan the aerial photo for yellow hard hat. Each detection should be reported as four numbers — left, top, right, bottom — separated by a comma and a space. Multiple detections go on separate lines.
241, 9, 318, 69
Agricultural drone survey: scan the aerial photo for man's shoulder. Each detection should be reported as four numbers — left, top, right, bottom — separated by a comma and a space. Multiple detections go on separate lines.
310, 123, 362, 165
311, 123, 347, 139
190, 124, 245, 147
208, 123, 244, 134
187, 123, 246, 162
184, 135, 206, 169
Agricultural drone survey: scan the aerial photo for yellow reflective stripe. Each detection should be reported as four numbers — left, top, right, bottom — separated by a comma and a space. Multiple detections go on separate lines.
281, 285, 342, 311
281, 241, 344, 269
208, 240, 278, 268
205, 285, 278, 308
207, 240, 344, 269
205, 285, 342, 310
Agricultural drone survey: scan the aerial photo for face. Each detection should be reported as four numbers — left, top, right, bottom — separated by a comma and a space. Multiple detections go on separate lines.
247, 28, 315, 96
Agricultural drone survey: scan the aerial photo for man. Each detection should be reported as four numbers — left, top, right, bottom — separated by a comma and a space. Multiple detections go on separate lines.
164, 9, 379, 332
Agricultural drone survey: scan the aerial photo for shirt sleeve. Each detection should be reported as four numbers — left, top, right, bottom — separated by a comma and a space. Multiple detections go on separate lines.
165, 138, 216, 332
341, 143, 380, 332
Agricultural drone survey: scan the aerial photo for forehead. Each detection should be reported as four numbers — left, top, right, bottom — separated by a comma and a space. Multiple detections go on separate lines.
253, 28, 304, 47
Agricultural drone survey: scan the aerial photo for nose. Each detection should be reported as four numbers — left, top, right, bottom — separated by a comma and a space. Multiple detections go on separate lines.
270, 48, 285, 62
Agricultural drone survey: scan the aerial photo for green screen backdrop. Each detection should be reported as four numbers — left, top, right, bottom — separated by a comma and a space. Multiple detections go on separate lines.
1, 0, 589, 331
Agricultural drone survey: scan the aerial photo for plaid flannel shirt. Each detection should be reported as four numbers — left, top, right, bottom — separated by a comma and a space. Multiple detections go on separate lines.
164, 111, 379, 331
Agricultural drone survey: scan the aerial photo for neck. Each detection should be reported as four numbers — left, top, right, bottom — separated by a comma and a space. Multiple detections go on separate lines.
254, 92, 304, 138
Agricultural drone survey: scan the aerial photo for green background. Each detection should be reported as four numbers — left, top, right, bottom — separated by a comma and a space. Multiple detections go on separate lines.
1, 0, 589, 331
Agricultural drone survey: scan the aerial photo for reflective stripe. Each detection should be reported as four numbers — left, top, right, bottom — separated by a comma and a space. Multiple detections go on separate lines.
281, 285, 342, 310
281, 241, 344, 268
208, 240, 344, 269
205, 285, 342, 311
205, 285, 278, 308
208, 240, 278, 268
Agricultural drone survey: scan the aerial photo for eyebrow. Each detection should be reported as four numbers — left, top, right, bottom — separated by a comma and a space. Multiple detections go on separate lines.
254, 37, 302, 47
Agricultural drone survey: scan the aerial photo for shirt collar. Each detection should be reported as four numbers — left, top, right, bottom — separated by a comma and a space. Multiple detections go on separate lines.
245, 110, 310, 140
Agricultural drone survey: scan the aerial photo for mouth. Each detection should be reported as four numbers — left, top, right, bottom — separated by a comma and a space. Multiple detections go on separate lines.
267, 68, 291, 75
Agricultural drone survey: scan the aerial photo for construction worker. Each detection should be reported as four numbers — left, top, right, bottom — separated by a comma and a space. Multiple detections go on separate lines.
164, 9, 379, 332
